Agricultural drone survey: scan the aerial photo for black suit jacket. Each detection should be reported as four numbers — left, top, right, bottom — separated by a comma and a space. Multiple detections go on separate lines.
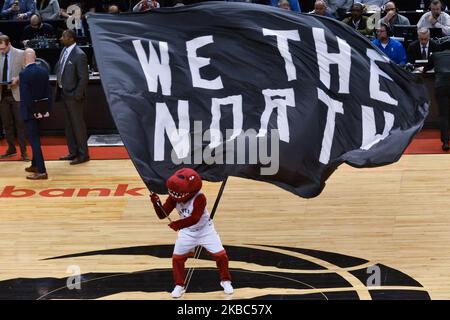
19, 63, 53, 121
407, 39, 440, 64
55, 44, 89, 100
426, 49, 450, 88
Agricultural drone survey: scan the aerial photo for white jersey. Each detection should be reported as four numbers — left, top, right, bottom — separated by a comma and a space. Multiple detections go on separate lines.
175, 192, 211, 232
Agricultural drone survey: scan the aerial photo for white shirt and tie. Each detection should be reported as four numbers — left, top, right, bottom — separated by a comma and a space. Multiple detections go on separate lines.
2, 50, 13, 94
421, 42, 429, 60
57, 43, 76, 88
2, 51, 12, 83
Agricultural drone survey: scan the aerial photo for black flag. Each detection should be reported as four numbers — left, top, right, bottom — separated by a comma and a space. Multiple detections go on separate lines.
87, 2, 428, 198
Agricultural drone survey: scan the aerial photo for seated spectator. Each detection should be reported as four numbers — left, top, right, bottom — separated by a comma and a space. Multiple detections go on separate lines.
22, 13, 56, 46
407, 27, 440, 63
380, 1, 410, 27
1, 0, 36, 20
360, 0, 389, 11
325, 0, 353, 19
342, 3, 374, 36
108, 4, 120, 13
417, 0, 450, 36
90, 1, 129, 13
278, 0, 291, 10
310, 0, 335, 18
132, 0, 160, 12
271, 0, 300, 12
36, 0, 60, 20
372, 23, 407, 65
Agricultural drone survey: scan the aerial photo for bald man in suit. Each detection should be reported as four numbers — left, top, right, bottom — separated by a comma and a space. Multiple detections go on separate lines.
20, 48, 52, 179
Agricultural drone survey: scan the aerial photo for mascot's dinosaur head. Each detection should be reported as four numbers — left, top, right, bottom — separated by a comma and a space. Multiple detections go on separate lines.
166, 168, 202, 202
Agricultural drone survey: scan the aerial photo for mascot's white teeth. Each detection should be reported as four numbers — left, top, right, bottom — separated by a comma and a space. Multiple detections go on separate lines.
168, 189, 188, 199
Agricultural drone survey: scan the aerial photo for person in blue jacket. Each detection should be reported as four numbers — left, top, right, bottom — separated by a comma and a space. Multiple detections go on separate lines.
372, 23, 407, 65
271, 0, 301, 12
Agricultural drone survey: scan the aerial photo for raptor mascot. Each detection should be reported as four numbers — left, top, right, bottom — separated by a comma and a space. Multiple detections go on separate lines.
150, 168, 233, 298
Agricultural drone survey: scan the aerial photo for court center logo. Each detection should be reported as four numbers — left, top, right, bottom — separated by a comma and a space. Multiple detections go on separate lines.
0, 244, 430, 300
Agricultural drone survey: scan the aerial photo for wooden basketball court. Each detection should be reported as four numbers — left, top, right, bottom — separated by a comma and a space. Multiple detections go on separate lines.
0, 154, 449, 299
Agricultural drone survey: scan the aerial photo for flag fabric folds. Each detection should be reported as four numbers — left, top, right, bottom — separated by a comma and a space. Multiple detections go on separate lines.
87, 1, 428, 198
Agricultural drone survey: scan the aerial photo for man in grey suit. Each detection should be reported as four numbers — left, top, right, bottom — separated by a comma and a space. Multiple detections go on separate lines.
0, 34, 29, 160
55, 29, 90, 165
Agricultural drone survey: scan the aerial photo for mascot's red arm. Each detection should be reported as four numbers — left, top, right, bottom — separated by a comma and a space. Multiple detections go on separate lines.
150, 193, 176, 219
168, 194, 207, 231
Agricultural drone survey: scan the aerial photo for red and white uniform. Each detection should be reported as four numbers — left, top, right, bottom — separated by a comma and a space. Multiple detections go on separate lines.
152, 190, 231, 287
173, 192, 225, 255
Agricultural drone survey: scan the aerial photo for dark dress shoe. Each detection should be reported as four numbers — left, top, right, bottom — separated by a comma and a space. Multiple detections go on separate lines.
21, 153, 31, 162
26, 172, 48, 180
442, 142, 449, 151
0, 151, 17, 159
70, 157, 90, 165
25, 166, 39, 173
59, 154, 77, 161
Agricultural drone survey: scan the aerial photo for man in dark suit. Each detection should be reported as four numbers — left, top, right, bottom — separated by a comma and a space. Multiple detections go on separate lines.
89, 0, 129, 12
19, 48, 52, 179
424, 40, 450, 151
407, 27, 440, 64
342, 3, 374, 36
0, 30, 3, 140
55, 29, 89, 165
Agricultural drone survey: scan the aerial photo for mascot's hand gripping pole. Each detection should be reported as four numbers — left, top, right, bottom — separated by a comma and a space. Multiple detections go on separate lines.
149, 190, 172, 223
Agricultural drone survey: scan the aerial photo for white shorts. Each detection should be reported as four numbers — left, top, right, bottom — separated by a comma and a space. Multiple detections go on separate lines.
173, 222, 225, 255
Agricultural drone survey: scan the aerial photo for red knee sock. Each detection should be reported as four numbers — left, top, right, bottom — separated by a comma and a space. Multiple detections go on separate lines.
211, 250, 231, 282
172, 254, 189, 286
